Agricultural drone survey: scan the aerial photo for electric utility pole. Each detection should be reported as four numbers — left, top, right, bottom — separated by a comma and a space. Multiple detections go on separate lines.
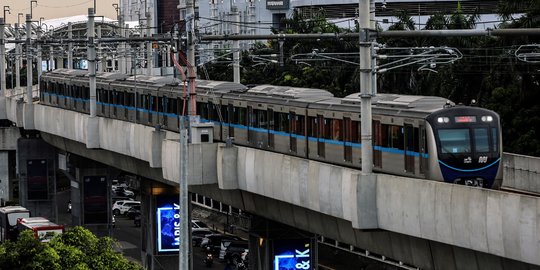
359, 0, 373, 174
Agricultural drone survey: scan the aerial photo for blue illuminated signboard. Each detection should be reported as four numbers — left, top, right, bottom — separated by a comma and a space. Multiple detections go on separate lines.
156, 196, 180, 253
273, 239, 311, 270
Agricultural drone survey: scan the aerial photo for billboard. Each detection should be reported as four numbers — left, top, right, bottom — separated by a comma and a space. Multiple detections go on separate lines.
83, 176, 108, 224
266, 0, 289, 10
273, 238, 312, 270
156, 196, 180, 253
27, 159, 48, 200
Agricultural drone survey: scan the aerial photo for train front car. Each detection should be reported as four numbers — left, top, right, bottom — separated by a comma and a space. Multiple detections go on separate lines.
425, 105, 502, 188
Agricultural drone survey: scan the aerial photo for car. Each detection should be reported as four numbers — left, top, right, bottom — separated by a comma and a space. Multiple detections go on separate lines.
126, 205, 141, 219
192, 228, 213, 247
112, 200, 140, 215
115, 187, 135, 198
201, 234, 243, 255
192, 219, 209, 229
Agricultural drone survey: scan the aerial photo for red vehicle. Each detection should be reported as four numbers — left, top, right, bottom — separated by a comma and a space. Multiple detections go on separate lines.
17, 217, 64, 242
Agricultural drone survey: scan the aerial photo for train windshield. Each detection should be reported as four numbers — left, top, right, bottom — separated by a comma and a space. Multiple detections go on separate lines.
438, 129, 471, 154
438, 127, 498, 154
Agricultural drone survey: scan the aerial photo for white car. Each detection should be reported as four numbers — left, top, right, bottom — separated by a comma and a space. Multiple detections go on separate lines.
112, 200, 140, 215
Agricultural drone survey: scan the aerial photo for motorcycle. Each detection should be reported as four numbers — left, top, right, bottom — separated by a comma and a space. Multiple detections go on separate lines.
203, 247, 213, 267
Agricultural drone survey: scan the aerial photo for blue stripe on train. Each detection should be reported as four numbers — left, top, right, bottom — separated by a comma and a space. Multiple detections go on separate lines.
42, 93, 429, 158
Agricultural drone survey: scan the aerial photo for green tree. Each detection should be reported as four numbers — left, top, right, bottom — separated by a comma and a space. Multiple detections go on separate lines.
0, 227, 142, 270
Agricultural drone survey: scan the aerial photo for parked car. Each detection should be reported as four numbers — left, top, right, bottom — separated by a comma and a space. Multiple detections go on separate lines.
192, 228, 213, 247
126, 205, 141, 219
201, 234, 243, 255
115, 187, 135, 198
112, 200, 140, 215
219, 240, 248, 261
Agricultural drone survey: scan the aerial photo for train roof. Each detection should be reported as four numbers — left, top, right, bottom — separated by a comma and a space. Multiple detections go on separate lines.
125, 75, 180, 85
247, 85, 333, 99
195, 80, 248, 93
0, 206, 29, 214
46, 68, 89, 77
342, 93, 454, 113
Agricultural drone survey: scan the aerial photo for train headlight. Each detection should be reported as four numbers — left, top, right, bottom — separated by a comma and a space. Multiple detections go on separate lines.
437, 117, 450, 123
481, 116, 493, 122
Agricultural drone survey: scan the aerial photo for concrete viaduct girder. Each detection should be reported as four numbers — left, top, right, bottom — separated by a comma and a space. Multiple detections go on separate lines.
3, 96, 540, 268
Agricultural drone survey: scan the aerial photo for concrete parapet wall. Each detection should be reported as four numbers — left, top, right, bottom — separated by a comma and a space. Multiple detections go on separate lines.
503, 153, 540, 193
232, 146, 376, 228
377, 174, 540, 266
161, 139, 218, 185
33, 105, 89, 142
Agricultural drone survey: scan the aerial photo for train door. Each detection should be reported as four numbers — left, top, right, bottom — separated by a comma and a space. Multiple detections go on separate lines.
290, 112, 297, 153
419, 125, 427, 175
228, 104, 234, 139
404, 124, 415, 174
268, 109, 275, 148
373, 120, 382, 168
344, 117, 353, 162
317, 115, 325, 157
247, 106, 253, 143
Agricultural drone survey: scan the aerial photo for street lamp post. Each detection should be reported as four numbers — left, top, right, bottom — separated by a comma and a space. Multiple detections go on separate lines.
39, 17, 44, 27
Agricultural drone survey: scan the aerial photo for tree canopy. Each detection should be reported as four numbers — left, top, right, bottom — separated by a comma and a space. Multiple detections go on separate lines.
0, 226, 142, 270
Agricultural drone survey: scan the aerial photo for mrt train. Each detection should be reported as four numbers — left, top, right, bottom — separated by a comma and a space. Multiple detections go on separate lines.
39, 69, 503, 188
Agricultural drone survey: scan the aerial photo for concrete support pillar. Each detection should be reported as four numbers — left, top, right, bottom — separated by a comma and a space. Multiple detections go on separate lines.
17, 138, 57, 222
86, 8, 99, 149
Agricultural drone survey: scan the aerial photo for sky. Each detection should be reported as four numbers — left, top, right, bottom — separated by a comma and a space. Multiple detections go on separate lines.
3, 0, 119, 25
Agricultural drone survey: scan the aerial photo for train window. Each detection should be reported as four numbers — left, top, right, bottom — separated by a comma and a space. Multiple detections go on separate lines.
332, 119, 342, 141
157, 97, 164, 112
295, 115, 305, 135
84, 87, 90, 100
234, 107, 246, 125
492, 128, 498, 153
324, 118, 332, 139
438, 129, 471, 154
390, 126, 404, 150
474, 128, 489, 153
150, 96, 157, 111
307, 117, 317, 137
221, 105, 229, 123
352, 121, 360, 143
255, 109, 267, 129
268, 109, 274, 130
276, 112, 289, 132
